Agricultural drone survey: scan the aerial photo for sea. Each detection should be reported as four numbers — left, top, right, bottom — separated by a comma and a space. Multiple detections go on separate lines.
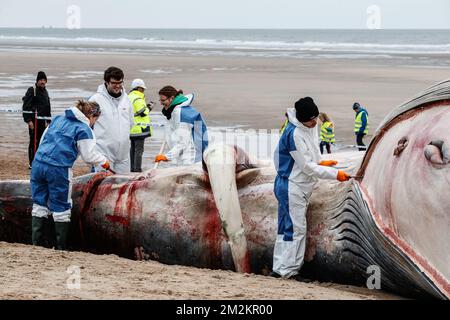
0, 28, 449, 60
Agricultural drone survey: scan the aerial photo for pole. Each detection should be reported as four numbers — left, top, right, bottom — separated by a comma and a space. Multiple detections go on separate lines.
335, 144, 368, 150
33, 109, 37, 156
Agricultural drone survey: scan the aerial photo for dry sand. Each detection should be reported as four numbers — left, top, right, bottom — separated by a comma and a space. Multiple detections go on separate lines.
0, 242, 400, 300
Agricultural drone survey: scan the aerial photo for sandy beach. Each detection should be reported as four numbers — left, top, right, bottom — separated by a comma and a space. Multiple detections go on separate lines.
1, 48, 449, 300
0, 242, 401, 300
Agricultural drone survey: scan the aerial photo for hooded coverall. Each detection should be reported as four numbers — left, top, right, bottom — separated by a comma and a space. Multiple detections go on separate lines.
89, 84, 134, 173
164, 94, 209, 165
31, 107, 108, 249
273, 108, 338, 278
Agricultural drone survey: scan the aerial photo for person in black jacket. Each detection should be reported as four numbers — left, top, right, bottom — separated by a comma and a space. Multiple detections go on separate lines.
22, 71, 52, 168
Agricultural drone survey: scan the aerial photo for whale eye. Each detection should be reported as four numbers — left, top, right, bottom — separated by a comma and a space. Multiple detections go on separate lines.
424, 140, 449, 165
393, 137, 408, 156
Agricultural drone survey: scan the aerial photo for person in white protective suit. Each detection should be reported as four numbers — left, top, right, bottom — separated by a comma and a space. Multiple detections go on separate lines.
271, 97, 351, 280
154, 85, 208, 167
89, 66, 134, 174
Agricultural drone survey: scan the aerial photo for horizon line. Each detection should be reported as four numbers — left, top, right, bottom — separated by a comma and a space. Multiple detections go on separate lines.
0, 27, 449, 31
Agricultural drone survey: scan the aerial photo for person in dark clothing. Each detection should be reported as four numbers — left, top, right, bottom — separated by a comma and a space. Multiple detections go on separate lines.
22, 71, 52, 168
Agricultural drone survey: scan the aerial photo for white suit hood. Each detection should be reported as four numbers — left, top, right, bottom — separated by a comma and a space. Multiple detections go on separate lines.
283, 108, 337, 192
164, 93, 207, 165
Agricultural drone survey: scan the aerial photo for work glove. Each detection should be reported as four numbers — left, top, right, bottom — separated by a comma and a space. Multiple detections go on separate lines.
154, 154, 168, 162
319, 160, 338, 166
147, 102, 154, 112
337, 170, 351, 182
101, 160, 110, 170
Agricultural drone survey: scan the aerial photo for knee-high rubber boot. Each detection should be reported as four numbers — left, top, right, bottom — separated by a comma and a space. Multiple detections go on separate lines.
54, 222, 70, 250
32, 216, 46, 246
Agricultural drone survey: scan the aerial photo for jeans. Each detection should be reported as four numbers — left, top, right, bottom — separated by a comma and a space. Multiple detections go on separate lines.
319, 141, 331, 154
356, 133, 366, 151
28, 119, 48, 167
130, 138, 145, 172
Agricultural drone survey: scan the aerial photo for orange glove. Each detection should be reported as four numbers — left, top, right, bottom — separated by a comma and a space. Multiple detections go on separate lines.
337, 170, 351, 182
319, 160, 338, 167
154, 154, 168, 162
101, 160, 110, 170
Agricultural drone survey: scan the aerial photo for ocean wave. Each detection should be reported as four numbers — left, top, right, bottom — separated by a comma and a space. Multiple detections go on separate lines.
0, 35, 449, 54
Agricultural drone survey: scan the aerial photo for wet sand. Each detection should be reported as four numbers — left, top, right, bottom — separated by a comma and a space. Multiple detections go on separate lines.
2, 51, 450, 132
1, 50, 449, 175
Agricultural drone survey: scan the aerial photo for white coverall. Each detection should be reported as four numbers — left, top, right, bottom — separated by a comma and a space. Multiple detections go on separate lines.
164, 94, 208, 165
89, 84, 134, 174
273, 108, 338, 278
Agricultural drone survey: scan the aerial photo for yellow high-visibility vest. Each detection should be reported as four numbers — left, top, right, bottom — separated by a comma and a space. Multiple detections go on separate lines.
320, 121, 335, 143
354, 110, 369, 134
280, 119, 289, 134
129, 90, 152, 138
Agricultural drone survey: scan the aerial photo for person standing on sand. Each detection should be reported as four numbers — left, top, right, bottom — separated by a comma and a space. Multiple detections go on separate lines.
318, 112, 335, 154
30, 100, 110, 250
89, 66, 134, 174
22, 71, 52, 169
353, 102, 369, 151
128, 79, 153, 172
271, 97, 350, 281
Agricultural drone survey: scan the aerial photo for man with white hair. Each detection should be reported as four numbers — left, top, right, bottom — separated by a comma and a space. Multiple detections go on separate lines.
129, 79, 153, 172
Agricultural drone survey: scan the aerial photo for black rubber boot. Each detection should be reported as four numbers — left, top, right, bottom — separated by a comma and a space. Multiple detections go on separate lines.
54, 222, 70, 250
290, 273, 313, 283
269, 271, 281, 278
31, 216, 46, 246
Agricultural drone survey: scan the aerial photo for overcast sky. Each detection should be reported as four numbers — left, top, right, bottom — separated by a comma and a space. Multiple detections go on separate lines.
0, 0, 449, 29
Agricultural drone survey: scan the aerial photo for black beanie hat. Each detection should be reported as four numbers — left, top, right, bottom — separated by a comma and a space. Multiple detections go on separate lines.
36, 71, 47, 82
295, 97, 319, 122
352, 102, 360, 110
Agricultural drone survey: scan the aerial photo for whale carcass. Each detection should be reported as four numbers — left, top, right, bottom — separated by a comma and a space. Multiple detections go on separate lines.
0, 80, 449, 299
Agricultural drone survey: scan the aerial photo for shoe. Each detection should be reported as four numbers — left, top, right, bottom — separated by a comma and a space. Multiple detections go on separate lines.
28, 165, 32, 170
290, 273, 313, 283
269, 271, 281, 278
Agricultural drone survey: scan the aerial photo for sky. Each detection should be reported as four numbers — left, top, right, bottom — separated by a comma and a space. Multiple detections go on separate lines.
0, 0, 449, 29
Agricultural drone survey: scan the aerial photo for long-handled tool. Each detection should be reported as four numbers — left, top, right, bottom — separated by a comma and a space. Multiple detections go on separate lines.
337, 144, 368, 150
33, 109, 38, 156
153, 141, 166, 170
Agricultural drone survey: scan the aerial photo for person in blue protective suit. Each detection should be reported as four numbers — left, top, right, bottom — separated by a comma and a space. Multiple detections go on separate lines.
271, 97, 351, 280
154, 85, 208, 167
30, 100, 110, 250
